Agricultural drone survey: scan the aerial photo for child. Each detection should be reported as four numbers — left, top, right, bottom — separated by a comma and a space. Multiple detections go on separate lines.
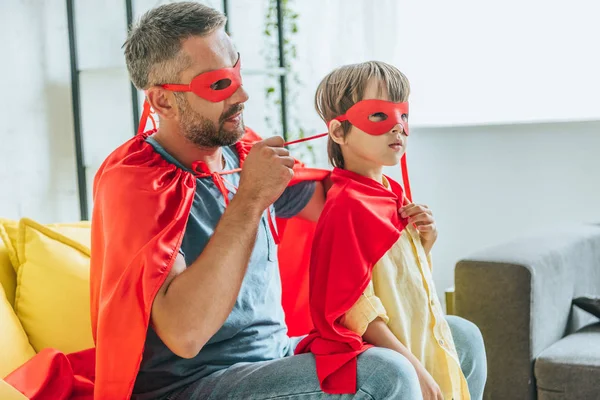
295, 62, 486, 400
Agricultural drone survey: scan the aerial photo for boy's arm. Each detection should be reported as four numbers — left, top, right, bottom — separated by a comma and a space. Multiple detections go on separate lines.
363, 318, 419, 364
363, 318, 443, 400
341, 284, 442, 399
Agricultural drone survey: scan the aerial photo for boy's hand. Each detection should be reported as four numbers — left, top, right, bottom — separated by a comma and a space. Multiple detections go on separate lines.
399, 203, 438, 254
414, 363, 444, 400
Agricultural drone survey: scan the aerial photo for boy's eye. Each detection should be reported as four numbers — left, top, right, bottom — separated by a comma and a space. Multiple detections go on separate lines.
402, 114, 409, 122
210, 79, 232, 90
368, 112, 388, 122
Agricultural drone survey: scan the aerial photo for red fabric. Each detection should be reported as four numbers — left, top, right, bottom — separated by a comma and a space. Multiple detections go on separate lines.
5, 127, 325, 400
4, 348, 94, 400
294, 168, 409, 394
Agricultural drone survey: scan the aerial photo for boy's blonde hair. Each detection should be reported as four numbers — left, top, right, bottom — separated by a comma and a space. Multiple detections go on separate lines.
315, 61, 410, 169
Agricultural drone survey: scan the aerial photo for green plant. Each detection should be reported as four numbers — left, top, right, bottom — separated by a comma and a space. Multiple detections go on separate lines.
263, 0, 317, 165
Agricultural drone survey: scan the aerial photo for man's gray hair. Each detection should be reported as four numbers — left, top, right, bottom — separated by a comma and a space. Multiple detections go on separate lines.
124, 2, 227, 90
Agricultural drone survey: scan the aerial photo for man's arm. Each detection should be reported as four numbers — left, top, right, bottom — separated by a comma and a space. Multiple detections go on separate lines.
276, 173, 331, 222
151, 198, 262, 359
151, 137, 295, 359
295, 180, 325, 222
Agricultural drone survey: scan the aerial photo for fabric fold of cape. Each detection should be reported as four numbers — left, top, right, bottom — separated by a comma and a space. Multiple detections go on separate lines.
5, 127, 327, 400
295, 167, 408, 394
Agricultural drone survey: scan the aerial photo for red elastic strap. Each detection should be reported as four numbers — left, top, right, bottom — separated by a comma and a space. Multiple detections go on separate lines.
284, 132, 328, 146
267, 209, 280, 245
401, 154, 412, 203
161, 84, 189, 92
138, 99, 157, 135
211, 173, 230, 206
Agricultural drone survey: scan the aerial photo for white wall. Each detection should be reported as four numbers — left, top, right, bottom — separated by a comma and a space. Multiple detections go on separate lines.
1, 0, 599, 301
293, 0, 600, 127
0, 0, 79, 223
290, 0, 600, 300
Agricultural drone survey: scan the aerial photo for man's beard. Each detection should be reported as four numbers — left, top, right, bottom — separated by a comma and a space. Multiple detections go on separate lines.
176, 95, 245, 148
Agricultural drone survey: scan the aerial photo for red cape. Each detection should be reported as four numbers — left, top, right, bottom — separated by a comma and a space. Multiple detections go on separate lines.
295, 168, 408, 394
5, 128, 326, 399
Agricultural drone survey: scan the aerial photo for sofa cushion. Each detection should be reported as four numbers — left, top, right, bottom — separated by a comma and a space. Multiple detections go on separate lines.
1, 218, 91, 308
535, 322, 600, 399
0, 219, 18, 306
14, 218, 93, 353
0, 283, 35, 378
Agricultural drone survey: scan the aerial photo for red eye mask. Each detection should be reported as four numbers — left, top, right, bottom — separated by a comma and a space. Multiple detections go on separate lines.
161, 53, 242, 102
331, 99, 409, 136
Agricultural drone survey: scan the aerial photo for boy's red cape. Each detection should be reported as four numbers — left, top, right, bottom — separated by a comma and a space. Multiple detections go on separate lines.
294, 168, 408, 394
5, 127, 328, 400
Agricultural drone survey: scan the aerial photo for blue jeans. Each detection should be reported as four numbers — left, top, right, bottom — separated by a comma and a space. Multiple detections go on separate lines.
169, 316, 486, 399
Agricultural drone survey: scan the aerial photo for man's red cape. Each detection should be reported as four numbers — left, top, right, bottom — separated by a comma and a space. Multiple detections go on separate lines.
294, 168, 408, 394
5, 128, 327, 400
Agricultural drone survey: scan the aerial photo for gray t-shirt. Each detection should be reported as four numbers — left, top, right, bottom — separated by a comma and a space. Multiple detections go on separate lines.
132, 137, 316, 399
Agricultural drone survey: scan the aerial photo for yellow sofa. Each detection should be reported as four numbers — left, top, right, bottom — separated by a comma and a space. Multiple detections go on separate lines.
0, 218, 93, 399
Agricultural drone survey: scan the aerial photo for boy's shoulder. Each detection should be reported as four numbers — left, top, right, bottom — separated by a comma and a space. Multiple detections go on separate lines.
323, 178, 367, 211
321, 178, 394, 225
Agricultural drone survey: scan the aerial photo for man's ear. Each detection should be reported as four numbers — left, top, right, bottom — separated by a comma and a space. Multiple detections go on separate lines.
146, 87, 178, 120
328, 120, 346, 146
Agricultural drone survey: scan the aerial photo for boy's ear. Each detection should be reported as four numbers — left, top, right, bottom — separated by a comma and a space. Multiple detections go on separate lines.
328, 120, 346, 146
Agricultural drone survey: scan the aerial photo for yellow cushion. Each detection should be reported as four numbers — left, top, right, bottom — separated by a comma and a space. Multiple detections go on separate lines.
0, 283, 36, 378
0, 220, 18, 306
0, 219, 90, 307
0, 378, 28, 400
14, 218, 93, 353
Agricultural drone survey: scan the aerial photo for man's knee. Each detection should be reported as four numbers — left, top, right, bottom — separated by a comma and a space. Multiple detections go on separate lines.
357, 347, 422, 399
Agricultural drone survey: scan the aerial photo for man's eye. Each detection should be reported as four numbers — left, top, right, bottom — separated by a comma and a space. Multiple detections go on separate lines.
368, 112, 388, 122
210, 79, 232, 90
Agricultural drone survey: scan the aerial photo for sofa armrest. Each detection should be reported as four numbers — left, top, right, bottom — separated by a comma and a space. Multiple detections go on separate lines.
455, 225, 600, 400
0, 379, 27, 400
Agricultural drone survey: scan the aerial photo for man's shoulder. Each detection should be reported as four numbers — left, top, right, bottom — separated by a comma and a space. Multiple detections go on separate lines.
94, 134, 192, 204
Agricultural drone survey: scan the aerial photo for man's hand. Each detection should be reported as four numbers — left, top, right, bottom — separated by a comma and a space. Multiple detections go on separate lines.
237, 136, 295, 211
414, 363, 444, 400
399, 203, 438, 254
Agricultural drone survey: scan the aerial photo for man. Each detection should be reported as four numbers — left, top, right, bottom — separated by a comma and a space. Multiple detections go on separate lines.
95, 2, 424, 399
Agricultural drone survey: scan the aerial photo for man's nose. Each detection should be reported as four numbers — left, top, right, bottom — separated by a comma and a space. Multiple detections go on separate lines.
230, 84, 249, 104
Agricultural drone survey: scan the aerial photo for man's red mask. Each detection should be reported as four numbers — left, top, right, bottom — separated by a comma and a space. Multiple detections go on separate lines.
161, 53, 242, 102
331, 99, 409, 136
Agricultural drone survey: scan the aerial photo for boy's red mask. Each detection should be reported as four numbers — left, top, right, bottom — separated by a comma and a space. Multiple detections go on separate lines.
161, 53, 242, 102
332, 99, 409, 136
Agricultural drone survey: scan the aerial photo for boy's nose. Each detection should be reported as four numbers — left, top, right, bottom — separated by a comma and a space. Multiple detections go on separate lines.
391, 123, 406, 136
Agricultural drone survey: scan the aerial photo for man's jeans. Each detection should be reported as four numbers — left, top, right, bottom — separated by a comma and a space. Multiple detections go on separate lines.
168, 316, 487, 399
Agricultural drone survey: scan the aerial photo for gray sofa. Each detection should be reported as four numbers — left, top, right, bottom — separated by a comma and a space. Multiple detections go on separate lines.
455, 225, 600, 399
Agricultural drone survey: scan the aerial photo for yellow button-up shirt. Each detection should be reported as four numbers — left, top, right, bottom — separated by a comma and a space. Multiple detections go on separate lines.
340, 180, 470, 400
